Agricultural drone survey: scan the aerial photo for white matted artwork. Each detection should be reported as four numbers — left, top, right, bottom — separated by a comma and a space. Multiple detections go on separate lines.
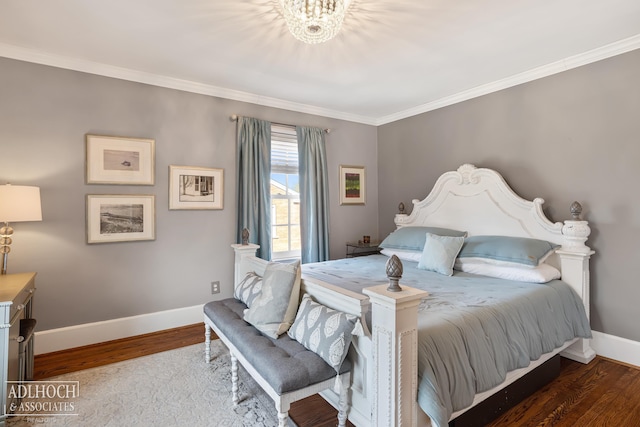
169, 165, 224, 210
86, 194, 155, 243
86, 134, 155, 185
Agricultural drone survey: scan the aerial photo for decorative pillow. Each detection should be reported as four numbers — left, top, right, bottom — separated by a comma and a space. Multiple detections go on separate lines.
417, 233, 465, 276
380, 248, 422, 263
457, 235, 559, 268
455, 261, 561, 283
243, 260, 301, 338
234, 271, 263, 308
380, 226, 468, 251
288, 294, 363, 373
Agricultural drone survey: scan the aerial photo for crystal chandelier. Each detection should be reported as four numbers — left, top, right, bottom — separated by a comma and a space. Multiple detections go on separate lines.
279, 0, 348, 44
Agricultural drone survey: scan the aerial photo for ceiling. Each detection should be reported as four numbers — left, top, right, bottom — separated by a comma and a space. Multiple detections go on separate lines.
1, 0, 639, 125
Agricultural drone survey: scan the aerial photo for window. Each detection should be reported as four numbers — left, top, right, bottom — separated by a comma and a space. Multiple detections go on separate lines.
271, 125, 301, 260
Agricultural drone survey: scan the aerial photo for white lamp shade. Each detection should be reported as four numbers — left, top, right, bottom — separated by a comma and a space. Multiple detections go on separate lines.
0, 185, 42, 222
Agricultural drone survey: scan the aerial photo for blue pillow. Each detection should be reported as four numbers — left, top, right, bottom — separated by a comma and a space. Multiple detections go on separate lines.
457, 235, 559, 267
417, 233, 465, 276
380, 226, 467, 251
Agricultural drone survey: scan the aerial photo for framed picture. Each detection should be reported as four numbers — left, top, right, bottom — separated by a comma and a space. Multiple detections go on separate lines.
169, 165, 224, 210
339, 165, 366, 205
86, 134, 155, 185
87, 195, 155, 243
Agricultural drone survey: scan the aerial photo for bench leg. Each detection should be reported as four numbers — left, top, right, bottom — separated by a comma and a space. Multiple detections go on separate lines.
231, 353, 239, 406
337, 374, 351, 427
277, 411, 288, 427
276, 401, 290, 427
204, 323, 211, 363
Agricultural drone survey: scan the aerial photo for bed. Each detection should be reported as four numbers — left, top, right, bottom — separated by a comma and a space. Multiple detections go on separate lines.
231, 164, 595, 426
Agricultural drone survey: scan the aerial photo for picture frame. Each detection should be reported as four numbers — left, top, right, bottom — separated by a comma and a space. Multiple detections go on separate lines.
86, 194, 155, 243
86, 134, 155, 185
169, 165, 224, 210
339, 165, 366, 205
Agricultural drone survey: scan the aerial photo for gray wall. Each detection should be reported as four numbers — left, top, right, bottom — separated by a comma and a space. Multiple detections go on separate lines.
0, 57, 378, 331
378, 49, 640, 342
5, 46, 637, 343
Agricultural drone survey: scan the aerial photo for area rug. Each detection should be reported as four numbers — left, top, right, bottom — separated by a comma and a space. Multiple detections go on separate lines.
6, 341, 296, 427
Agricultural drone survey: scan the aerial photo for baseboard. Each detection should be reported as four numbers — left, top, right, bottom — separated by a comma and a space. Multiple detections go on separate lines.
590, 331, 640, 368
34, 304, 204, 355
34, 308, 640, 368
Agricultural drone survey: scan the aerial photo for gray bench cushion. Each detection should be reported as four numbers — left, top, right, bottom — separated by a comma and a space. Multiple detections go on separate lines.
204, 299, 350, 395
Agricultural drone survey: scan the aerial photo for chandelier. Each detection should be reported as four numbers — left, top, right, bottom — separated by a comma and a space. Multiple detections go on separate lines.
279, 0, 348, 44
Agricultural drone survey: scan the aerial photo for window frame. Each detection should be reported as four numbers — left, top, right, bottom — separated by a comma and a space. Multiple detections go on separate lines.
270, 125, 301, 260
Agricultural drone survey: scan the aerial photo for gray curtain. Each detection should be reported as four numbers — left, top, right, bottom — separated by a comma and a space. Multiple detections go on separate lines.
236, 117, 271, 260
297, 126, 330, 263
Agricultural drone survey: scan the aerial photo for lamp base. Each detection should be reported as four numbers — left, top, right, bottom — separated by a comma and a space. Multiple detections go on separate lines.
1, 222, 13, 274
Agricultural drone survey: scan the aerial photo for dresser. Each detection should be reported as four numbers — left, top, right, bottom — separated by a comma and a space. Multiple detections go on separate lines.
0, 272, 36, 426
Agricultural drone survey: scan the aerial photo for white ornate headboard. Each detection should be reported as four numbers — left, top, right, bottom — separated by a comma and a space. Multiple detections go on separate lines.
394, 164, 595, 343
395, 164, 592, 252
396, 164, 564, 241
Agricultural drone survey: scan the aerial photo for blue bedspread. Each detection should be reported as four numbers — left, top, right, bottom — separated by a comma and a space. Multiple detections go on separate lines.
302, 255, 592, 427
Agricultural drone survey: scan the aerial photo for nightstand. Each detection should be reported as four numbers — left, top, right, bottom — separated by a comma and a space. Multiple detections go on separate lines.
346, 241, 381, 258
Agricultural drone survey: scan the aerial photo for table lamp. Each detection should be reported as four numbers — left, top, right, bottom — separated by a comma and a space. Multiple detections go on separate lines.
0, 184, 42, 275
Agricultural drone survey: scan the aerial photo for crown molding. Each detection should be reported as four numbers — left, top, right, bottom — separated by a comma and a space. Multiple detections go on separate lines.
375, 34, 640, 125
1, 35, 639, 127
0, 42, 377, 126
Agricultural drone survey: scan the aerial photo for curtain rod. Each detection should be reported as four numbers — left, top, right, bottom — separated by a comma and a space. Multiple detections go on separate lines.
229, 114, 331, 133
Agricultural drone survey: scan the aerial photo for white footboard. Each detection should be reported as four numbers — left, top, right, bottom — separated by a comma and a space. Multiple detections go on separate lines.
313, 280, 428, 426
298, 277, 374, 427
232, 244, 377, 426
300, 274, 373, 426
231, 244, 429, 427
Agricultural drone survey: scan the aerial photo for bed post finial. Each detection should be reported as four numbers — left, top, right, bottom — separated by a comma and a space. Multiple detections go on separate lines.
386, 255, 403, 292
241, 228, 250, 245
398, 202, 405, 214
570, 201, 582, 220
561, 202, 591, 254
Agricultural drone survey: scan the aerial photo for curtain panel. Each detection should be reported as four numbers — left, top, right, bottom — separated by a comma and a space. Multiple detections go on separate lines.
297, 126, 330, 263
236, 117, 272, 260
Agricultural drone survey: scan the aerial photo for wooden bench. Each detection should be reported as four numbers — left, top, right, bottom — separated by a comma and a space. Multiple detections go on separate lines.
203, 298, 351, 427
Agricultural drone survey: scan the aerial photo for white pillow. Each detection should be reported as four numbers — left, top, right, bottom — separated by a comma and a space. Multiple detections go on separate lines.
455, 262, 561, 283
380, 248, 422, 263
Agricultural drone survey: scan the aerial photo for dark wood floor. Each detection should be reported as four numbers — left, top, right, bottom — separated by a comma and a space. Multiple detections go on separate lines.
33, 323, 207, 379
34, 323, 640, 427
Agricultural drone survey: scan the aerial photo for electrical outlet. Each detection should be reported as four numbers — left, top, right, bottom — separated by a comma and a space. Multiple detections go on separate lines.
211, 281, 220, 294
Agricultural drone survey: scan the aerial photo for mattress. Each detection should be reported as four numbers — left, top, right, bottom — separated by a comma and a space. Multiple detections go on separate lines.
302, 255, 592, 427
